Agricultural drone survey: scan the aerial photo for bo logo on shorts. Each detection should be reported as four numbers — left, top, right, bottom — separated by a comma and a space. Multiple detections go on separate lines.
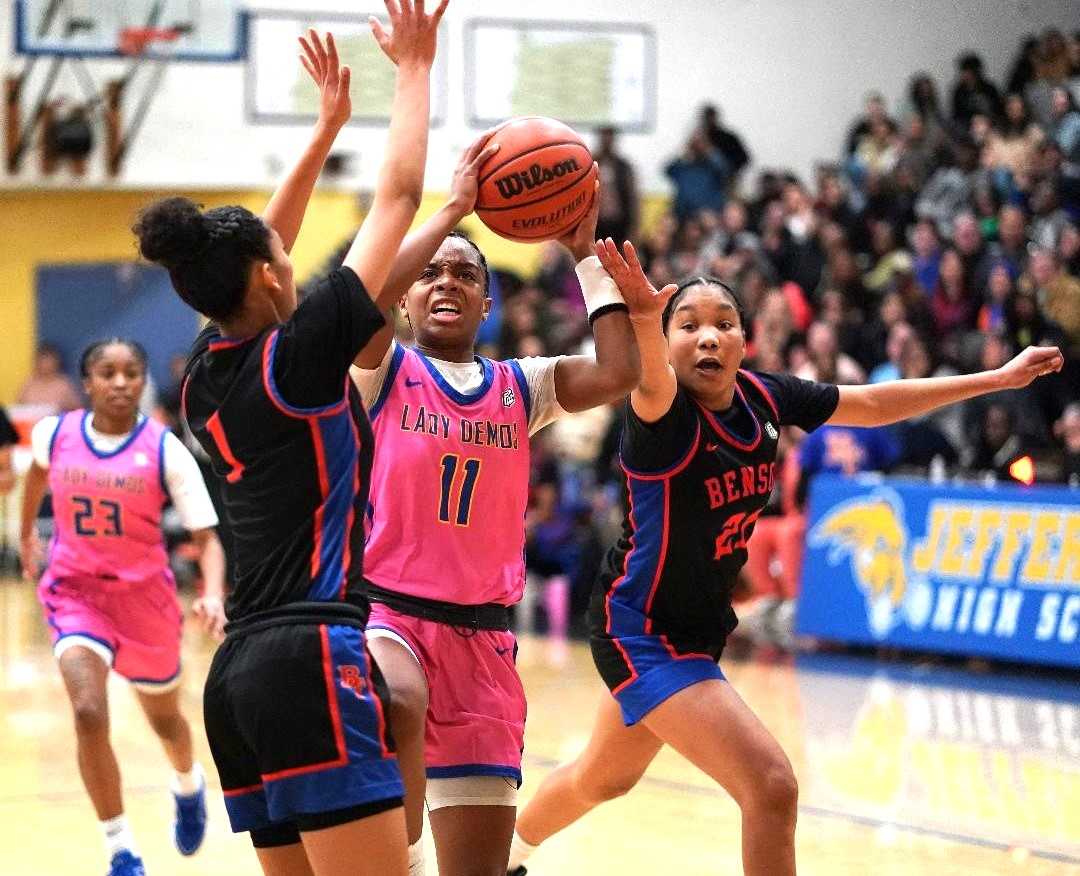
338, 665, 367, 699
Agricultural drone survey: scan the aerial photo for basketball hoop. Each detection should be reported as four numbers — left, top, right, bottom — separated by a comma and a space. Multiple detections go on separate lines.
117, 26, 182, 57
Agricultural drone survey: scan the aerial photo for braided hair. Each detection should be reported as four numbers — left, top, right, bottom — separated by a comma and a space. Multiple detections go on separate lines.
661, 276, 746, 334
133, 197, 273, 321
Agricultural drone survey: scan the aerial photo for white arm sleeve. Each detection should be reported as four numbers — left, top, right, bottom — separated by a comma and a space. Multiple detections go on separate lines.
163, 432, 219, 531
515, 356, 568, 436
30, 416, 61, 470
350, 340, 397, 410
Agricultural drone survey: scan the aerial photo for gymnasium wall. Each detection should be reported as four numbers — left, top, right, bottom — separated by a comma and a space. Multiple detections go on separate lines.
2, 0, 1076, 192
2, 0, 1076, 401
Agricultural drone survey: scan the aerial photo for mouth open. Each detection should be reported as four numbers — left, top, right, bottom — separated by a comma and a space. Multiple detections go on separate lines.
430, 301, 463, 324
695, 358, 723, 376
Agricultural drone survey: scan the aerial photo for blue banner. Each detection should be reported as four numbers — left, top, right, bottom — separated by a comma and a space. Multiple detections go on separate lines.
797, 474, 1080, 669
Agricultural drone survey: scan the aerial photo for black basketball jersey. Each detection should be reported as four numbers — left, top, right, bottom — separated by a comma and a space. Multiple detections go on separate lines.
182, 268, 385, 622
593, 370, 838, 647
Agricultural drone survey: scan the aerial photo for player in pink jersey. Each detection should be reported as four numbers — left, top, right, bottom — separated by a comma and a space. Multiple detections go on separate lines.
351, 152, 660, 875
19, 339, 226, 876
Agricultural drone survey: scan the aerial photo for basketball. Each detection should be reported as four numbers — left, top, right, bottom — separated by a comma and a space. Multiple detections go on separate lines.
475, 116, 598, 243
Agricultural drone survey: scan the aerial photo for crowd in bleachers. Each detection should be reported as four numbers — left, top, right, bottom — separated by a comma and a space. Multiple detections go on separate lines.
475, 30, 1080, 644
4, 29, 1078, 645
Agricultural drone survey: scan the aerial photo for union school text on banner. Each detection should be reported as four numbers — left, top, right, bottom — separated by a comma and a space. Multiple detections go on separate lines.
797, 474, 1080, 669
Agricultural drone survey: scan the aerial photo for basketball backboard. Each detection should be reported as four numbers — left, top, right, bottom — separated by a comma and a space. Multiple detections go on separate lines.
14, 0, 247, 62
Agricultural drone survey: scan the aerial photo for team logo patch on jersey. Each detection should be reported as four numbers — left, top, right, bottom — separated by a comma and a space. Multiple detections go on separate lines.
502, 387, 516, 408
134, 452, 149, 467
764, 422, 779, 440
338, 665, 367, 699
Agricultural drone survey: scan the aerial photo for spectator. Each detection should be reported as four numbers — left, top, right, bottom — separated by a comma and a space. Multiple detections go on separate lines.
1048, 86, 1080, 163
930, 248, 976, 338
1006, 36, 1040, 96
914, 145, 977, 232
911, 218, 942, 293
1024, 247, 1080, 349
977, 261, 1016, 332
1054, 403, 1080, 485
593, 126, 639, 245
845, 92, 896, 156
869, 321, 915, 384
700, 104, 751, 182
795, 320, 866, 385
664, 129, 730, 221
980, 204, 1030, 283
963, 333, 1050, 447
951, 52, 1003, 126
16, 343, 81, 412
981, 94, 1044, 190
963, 403, 1025, 476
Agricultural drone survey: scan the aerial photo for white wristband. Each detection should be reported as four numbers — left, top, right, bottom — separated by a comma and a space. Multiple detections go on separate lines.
575, 256, 627, 321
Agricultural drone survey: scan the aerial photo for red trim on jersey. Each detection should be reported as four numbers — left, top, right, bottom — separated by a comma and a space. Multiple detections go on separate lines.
308, 419, 330, 582
606, 482, 641, 689
206, 411, 245, 483
642, 480, 672, 633
260, 625, 348, 782
341, 379, 361, 601
208, 337, 251, 352
695, 385, 762, 452
620, 422, 702, 482
261, 330, 348, 420
361, 630, 395, 759
738, 370, 780, 422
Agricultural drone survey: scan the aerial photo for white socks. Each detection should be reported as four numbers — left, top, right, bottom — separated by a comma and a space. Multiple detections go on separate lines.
408, 838, 425, 876
101, 814, 137, 859
172, 763, 205, 797
507, 831, 538, 870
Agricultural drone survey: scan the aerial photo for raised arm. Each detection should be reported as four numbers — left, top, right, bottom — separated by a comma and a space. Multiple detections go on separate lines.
595, 239, 679, 422
829, 346, 1064, 427
342, 0, 447, 303
262, 30, 352, 253
548, 190, 640, 412
354, 129, 500, 368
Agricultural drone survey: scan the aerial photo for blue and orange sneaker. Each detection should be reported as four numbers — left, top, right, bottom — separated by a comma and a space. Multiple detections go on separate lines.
172, 776, 207, 856
108, 850, 146, 876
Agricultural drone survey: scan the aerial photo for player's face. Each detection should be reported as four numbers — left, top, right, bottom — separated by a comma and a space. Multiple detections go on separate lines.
84, 344, 145, 423
665, 287, 746, 402
406, 237, 490, 349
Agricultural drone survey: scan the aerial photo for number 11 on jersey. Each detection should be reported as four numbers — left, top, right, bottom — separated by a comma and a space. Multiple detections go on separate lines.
438, 454, 482, 526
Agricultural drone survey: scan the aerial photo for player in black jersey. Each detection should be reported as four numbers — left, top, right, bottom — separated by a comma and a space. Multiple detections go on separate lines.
508, 241, 1064, 876
133, 6, 447, 875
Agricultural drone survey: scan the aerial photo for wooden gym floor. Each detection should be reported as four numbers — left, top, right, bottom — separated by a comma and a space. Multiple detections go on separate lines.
1, 579, 1077, 875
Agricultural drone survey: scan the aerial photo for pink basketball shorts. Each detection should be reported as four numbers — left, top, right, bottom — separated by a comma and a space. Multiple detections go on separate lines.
367, 602, 526, 785
38, 570, 183, 692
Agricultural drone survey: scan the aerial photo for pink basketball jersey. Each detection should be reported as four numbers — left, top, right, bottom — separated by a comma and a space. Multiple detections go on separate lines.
365, 347, 532, 606
46, 411, 171, 583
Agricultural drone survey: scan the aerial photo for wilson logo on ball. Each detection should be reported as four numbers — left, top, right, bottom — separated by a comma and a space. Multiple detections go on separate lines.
493, 158, 582, 199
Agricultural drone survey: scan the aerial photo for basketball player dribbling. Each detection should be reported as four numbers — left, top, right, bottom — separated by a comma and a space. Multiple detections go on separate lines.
19, 339, 226, 876
350, 167, 662, 874
507, 241, 1064, 876
134, 5, 445, 874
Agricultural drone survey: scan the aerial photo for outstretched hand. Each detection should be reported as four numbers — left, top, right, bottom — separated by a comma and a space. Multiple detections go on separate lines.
370, 0, 448, 69
557, 168, 601, 262
447, 129, 501, 218
299, 30, 351, 132
594, 238, 679, 322
996, 345, 1064, 390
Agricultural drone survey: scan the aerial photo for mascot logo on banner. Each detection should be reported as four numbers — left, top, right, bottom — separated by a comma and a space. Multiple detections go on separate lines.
808, 491, 933, 638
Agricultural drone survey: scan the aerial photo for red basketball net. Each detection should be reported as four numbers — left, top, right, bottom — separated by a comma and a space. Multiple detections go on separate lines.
117, 26, 181, 56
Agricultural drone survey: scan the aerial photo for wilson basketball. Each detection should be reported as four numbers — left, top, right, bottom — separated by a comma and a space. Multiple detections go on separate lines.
475, 117, 598, 243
